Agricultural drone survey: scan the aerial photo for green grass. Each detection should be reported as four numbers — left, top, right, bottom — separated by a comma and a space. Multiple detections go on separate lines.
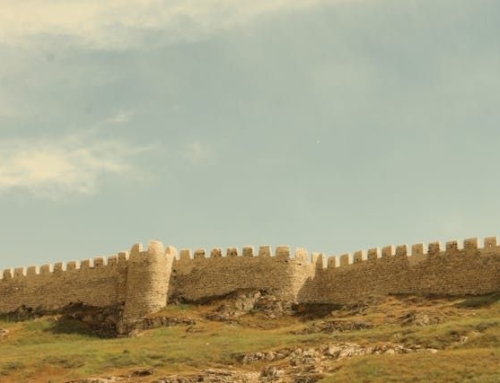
1, 294, 500, 382
320, 349, 500, 383
0, 314, 324, 382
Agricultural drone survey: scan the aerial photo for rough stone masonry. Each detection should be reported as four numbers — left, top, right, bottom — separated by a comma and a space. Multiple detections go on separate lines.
1, 236, 500, 327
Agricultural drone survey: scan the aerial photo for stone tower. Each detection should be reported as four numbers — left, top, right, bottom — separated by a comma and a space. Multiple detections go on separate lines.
121, 241, 176, 331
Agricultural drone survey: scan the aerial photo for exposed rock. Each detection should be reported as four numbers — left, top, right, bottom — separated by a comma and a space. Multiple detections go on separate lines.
0, 328, 9, 340
205, 290, 292, 322
138, 316, 196, 330
131, 368, 154, 376
51, 303, 124, 338
127, 329, 144, 338
265, 351, 276, 361
242, 341, 426, 367
154, 369, 260, 383
261, 365, 285, 378
398, 310, 442, 327
295, 320, 373, 334
65, 377, 123, 383
67, 339, 439, 383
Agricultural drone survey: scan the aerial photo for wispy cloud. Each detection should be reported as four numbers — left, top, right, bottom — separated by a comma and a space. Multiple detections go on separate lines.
104, 111, 134, 124
0, 93, 18, 118
183, 140, 213, 165
0, 0, 340, 49
0, 131, 146, 200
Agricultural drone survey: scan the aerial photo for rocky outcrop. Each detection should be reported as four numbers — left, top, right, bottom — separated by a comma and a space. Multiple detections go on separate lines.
0, 328, 9, 340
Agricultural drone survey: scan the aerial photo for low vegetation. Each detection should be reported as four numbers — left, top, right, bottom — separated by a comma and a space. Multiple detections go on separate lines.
1, 293, 500, 382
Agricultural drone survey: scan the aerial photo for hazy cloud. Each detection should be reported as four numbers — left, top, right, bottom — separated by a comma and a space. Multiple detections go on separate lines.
104, 111, 134, 124
0, 131, 145, 200
0, 0, 341, 49
183, 140, 213, 165
0, 90, 19, 118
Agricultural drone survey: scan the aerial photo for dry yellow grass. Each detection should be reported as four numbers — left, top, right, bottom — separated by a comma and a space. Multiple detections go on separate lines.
0, 294, 499, 382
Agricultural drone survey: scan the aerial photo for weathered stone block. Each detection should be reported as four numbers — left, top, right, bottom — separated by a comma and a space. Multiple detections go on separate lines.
340, 253, 350, 267
210, 248, 222, 258
148, 241, 164, 255
80, 260, 91, 269
328, 256, 337, 268
464, 238, 479, 253
315, 253, 326, 269
411, 243, 424, 256
130, 243, 143, 256
381, 246, 394, 257
367, 248, 379, 261
118, 252, 129, 262
40, 264, 53, 274
446, 241, 459, 253
275, 246, 291, 260
66, 261, 78, 270
93, 257, 105, 267
14, 267, 25, 278
428, 242, 441, 255
107, 255, 118, 266
295, 248, 308, 262
353, 250, 364, 263
242, 246, 254, 257
194, 249, 206, 259
227, 247, 238, 257
396, 245, 408, 257
484, 236, 498, 249
2, 269, 12, 279
258, 246, 271, 257
180, 249, 191, 261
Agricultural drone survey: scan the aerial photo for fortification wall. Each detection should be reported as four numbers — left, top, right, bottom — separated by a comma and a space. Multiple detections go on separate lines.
0, 252, 129, 313
169, 246, 316, 302
298, 237, 500, 304
122, 241, 176, 325
2, 236, 500, 321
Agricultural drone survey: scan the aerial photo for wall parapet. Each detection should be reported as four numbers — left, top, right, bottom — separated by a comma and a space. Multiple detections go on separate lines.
173, 245, 324, 264
310, 236, 500, 271
0, 253, 130, 281
2, 235, 500, 324
2, 235, 498, 281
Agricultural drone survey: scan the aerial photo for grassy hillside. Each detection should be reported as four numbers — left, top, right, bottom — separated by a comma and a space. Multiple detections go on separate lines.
1, 293, 500, 382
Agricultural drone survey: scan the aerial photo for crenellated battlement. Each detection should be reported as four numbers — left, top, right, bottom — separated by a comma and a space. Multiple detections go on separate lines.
1, 236, 499, 284
162, 236, 498, 271
310, 236, 498, 270
174, 245, 307, 262
0, 253, 130, 281
2, 235, 500, 326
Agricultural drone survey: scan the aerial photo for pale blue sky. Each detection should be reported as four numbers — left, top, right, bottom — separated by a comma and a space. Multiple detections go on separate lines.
1, 0, 500, 269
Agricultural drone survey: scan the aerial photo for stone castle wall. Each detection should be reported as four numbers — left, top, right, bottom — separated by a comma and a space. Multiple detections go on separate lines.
298, 237, 500, 304
170, 246, 315, 302
0, 241, 174, 317
1, 236, 500, 322
0, 253, 129, 313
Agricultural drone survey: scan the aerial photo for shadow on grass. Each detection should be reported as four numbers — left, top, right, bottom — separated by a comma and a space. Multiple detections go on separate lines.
0, 305, 44, 322
453, 294, 500, 309
48, 316, 108, 338
292, 303, 343, 321
0, 303, 122, 338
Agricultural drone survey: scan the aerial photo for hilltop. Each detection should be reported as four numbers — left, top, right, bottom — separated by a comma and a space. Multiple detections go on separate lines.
1, 291, 500, 382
